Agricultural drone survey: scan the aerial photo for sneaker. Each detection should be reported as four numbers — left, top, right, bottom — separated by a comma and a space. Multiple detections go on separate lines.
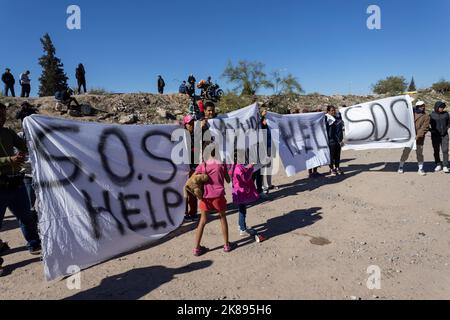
418, 169, 427, 176
444, 167, 450, 173
435, 165, 442, 172
337, 169, 344, 175
29, 246, 42, 256
398, 167, 404, 174
330, 169, 337, 177
240, 228, 257, 237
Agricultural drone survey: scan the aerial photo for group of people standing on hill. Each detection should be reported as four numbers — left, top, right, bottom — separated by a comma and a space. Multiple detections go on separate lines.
1, 64, 88, 98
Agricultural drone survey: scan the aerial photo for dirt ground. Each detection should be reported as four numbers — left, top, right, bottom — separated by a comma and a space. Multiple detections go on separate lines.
1, 137, 449, 300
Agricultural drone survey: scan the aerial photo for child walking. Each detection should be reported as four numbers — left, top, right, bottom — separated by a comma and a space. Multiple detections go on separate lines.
193, 144, 235, 256
229, 161, 260, 237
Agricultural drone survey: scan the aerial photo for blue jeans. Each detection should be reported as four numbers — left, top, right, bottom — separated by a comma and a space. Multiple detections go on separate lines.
238, 204, 247, 231
0, 183, 41, 250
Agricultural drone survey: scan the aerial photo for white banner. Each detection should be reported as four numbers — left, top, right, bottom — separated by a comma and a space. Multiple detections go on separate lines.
340, 95, 416, 150
266, 112, 330, 177
23, 115, 189, 281
206, 104, 264, 166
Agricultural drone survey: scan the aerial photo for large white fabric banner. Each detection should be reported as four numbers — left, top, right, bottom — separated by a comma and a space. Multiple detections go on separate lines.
206, 104, 263, 165
23, 115, 189, 281
340, 95, 416, 150
266, 112, 330, 177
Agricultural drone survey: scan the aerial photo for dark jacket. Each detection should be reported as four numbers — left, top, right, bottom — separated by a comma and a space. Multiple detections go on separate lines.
76, 66, 85, 81
1, 72, 15, 86
430, 106, 450, 137
158, 77, 165, 88
326, 116, 344, 145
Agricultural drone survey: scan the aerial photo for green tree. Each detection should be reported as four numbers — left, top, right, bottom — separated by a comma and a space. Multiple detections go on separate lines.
372, 76, 407, 95
408, 77, 416, 92
431, 79, 450, 94
279, 73, 303, 95
222, 60, 272, 96
38, 33, 69, 97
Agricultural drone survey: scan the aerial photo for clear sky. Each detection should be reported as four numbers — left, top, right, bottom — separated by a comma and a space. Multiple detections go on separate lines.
1, 0, 449, 96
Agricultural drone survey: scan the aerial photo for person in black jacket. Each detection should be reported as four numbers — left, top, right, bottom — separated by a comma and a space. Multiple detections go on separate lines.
430, 101, 450, 173
157, 75, 165, 94
76, 64, 86, 94
326, 105, 344, 176
1, 68, 15, 97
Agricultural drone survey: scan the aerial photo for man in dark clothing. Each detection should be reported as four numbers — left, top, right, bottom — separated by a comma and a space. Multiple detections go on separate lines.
187, 74, 196, 97
326, 105, 345, 176
15, 102, 39, 123
430, 101, 450, 173
157, 75, 165, 94
0, 103, 41, 255
76, 64, 86, 94
1, 68, 15, 97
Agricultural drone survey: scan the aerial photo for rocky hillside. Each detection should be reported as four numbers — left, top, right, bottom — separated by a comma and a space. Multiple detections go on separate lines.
1, 90, 448, 132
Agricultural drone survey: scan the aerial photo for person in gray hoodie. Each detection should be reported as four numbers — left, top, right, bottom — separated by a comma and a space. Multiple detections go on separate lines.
430, 101, 450, 173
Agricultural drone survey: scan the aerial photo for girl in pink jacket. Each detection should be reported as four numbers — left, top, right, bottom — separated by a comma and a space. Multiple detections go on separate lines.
229, 162, 260, 237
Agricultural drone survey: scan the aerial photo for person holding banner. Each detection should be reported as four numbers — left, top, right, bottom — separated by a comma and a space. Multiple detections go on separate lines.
326, 106, 344, 176
0, 103, 41, 255
398, 101, 430, 175
193, 142, 235, 256
430, 101, 450, 173
184, 115, 199, 222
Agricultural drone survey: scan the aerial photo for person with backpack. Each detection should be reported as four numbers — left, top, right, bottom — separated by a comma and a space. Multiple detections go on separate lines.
430, 101, 450, 173
76, 64, 86, 94
398, 101, 431, 176
157, 75, 165, 94
19, 71, 31, 98
1, 68, 15, 97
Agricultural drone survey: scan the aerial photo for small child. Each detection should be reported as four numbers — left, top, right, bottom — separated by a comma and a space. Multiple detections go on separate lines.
229, 162, 260, 237
193, 144, 235, 256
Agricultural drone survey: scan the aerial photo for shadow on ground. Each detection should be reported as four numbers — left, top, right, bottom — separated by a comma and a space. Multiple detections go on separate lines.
65, 260, 213, 300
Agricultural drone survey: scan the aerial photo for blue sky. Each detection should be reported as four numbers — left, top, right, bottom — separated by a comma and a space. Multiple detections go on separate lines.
1, 0, 449, 96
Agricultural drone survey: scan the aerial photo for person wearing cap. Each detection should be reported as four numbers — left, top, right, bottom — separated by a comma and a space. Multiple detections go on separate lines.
157, 75, 165, 94
0, 103, 41, 255
398, 101, 431, 175
1, 68, 15, 97
430, 101, 450, 173
19, 70, 31, 98
183, 114, 199, 221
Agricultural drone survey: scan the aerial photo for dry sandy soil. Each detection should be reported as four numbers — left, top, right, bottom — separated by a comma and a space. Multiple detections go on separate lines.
1, 137, 449, 300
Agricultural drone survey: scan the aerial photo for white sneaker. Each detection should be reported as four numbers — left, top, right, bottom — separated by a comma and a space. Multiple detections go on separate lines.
443, 167, 450, 173
240, 228, 257, 237
435, 165, 442, 172
398, 167, 404, 174
418, 169, 426, 176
